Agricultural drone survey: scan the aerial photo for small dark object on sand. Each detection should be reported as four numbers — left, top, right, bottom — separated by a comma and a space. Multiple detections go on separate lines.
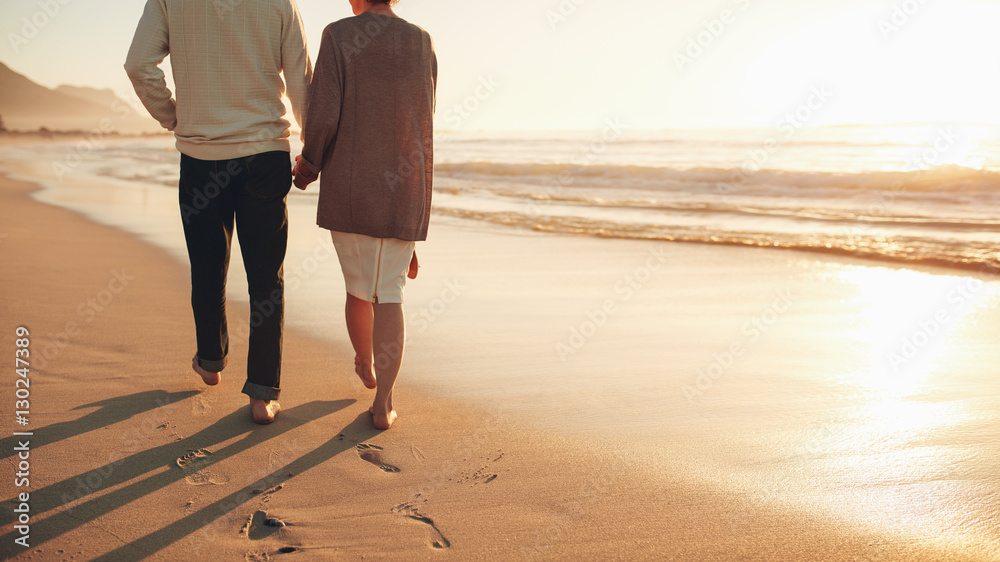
265, 518, 286, 528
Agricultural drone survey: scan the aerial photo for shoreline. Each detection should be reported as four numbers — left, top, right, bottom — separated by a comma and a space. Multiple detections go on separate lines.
434, 205, 1000, 278
5, 134, 997, 279
2, 158, 999, 559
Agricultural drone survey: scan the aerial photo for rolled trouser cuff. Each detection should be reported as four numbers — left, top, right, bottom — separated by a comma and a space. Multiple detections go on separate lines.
196, 354, 227, 373
242, 381, 280, 401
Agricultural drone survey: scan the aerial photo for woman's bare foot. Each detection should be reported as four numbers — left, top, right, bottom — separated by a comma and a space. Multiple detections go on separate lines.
355, 354, 377, 389
192, 355, 220, 386
250, 398, 280, 425
369, 392, 395, 429
370, 408, 397, 430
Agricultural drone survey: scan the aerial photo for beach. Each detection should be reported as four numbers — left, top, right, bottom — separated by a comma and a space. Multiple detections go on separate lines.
2, 139, 1000, 560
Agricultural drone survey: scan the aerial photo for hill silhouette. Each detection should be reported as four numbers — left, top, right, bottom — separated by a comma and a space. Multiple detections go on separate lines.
0, 61, 162, 134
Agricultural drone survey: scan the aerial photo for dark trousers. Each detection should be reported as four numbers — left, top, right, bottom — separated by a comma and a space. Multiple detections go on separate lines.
179, 150, 291, 400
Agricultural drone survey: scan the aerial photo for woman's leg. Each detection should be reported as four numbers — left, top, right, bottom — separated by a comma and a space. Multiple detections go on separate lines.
345, 293, 377, 389
371, 302, 404, 429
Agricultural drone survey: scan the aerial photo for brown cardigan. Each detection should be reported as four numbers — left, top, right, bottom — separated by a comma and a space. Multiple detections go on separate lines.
301, 12, 436, 242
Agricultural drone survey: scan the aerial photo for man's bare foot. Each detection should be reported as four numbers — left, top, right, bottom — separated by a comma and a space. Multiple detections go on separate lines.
370, 407, 397, 430
250, 398, 280, 425
192, 355, 220, 386
354, 355, 377, 389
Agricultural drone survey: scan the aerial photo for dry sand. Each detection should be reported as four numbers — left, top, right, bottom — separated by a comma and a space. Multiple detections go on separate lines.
1, 162, 999, 560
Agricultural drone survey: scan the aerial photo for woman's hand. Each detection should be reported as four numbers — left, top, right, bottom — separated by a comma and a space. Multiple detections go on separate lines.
292, 154, 318, 190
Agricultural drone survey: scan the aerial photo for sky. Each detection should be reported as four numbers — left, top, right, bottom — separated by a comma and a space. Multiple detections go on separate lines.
2, 0, 1000, 131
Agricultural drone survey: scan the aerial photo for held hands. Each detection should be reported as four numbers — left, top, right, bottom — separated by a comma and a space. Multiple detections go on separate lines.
292, 154, 318, 190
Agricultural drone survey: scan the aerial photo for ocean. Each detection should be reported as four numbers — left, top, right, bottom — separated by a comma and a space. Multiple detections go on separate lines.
75, 123, 1000, 273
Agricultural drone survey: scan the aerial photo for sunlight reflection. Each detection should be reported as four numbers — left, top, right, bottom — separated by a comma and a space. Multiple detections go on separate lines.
920, 124, 995, 171
853, 124, 997, 172
824, 265, 995, 453
790, 265, 999, 546
836, 266, 988, 387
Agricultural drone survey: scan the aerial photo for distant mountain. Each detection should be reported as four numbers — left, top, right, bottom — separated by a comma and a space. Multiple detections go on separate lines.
55, 85, 123, 109
0, 61, 162, 134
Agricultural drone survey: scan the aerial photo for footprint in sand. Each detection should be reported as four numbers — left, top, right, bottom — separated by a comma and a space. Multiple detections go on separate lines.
177, 449, 230, 486
176, 449, 212, 469
242, 510, 289, 541
454, 451, 503, 486
392, 503, 451, 549
245, 548, 298, 561
356, 443, 400, 473
191, 396, 212, 415
185, 471, 231, 486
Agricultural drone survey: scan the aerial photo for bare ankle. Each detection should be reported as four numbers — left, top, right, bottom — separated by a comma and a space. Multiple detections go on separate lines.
249, 398, 280, 425
192, 355, 221, 385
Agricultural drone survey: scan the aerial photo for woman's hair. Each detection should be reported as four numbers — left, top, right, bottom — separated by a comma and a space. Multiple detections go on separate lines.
370, 0, 399, 4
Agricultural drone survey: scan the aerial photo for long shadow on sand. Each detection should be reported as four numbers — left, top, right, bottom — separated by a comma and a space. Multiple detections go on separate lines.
91, 412, 383, 560
0, 399, 354, 549
0, 389, 200, 461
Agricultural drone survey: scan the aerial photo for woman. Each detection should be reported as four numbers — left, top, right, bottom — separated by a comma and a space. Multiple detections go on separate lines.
294, 0, 436, 430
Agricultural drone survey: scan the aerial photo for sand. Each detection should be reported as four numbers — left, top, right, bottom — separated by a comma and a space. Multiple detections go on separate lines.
2, 146, 999, 560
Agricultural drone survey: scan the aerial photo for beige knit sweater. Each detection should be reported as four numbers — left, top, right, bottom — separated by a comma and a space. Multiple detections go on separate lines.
125, 0, 312, 160
301, 13, 436, 242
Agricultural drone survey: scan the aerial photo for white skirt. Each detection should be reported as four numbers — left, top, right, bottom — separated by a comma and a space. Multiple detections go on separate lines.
330, 231, 415, 304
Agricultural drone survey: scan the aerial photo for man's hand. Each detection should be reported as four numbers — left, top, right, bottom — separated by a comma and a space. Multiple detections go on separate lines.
292, 154, 318, 190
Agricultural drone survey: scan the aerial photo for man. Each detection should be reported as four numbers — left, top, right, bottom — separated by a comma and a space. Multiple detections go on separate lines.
125, 0, 312, 424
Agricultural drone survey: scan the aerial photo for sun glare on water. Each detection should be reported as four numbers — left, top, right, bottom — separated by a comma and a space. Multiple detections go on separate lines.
822, 265, 996, 456
837, 266, 988, 393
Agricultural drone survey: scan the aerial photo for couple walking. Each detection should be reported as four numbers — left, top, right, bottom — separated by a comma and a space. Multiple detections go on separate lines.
124, 0, 435, 429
